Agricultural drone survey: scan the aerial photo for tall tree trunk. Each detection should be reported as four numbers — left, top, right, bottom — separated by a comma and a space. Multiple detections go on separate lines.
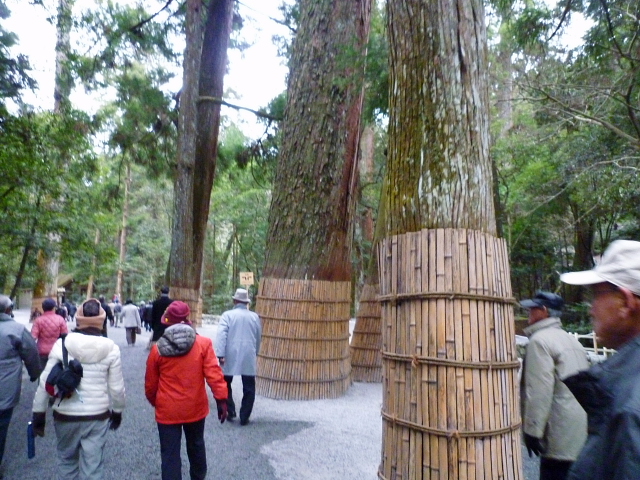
257, 0, 372, 400
378, 0, 522, 478
32, 0, 74, 312
351, 124, 383, 382
86, 229, 100, 299
169, 0, 233, 323
563, 201, 595, 303
115, 164, 131, 301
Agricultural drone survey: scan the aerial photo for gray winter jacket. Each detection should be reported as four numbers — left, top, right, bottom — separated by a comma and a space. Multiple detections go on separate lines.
564, 336, 640, 480
0, 313, 41, 410
215, 304, 261, 376
522, 317, 589, 460
157, 324, 196, 357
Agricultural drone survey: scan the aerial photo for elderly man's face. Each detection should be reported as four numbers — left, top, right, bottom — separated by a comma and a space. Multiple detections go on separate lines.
589, 283, 638, 349
527, 306, 548, 325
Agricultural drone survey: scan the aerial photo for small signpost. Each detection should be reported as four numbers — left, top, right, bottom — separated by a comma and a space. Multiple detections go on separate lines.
239, 272, 254, 287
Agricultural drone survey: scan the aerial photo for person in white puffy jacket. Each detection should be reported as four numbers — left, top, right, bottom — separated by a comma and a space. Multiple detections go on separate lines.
31, 298, 126, 480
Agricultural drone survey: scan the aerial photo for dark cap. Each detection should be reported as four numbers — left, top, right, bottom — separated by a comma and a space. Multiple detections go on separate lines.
520, 291, 564, 310
42, 298, 57, 311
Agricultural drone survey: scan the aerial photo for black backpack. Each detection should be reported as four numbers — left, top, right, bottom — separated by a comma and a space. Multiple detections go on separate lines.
45, 334, 83, 405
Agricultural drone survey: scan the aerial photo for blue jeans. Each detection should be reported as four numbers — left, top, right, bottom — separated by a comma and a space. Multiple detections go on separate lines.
157, 418, 206, 480
0, 408, 13, 467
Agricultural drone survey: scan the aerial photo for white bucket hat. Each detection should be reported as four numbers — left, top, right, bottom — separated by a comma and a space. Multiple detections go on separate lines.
232, 288, 251, 304
560, 240, 640, 296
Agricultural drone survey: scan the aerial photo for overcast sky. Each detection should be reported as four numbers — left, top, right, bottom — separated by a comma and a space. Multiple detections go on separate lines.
5, 0, 291, 139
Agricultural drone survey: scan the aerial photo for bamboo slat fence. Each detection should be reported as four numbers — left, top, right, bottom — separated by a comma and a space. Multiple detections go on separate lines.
378, 228, 523, 480
350, 283, 382, 382
255, 277, 352, 399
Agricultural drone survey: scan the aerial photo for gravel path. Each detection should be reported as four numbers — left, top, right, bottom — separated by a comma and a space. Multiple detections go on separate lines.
3, 308, 538, 479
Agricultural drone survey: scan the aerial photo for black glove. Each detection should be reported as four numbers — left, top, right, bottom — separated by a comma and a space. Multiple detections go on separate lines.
524, 433, 545, 457
109, 411, 122, 431
32, 412, 46, 437
215, 399, 228, 424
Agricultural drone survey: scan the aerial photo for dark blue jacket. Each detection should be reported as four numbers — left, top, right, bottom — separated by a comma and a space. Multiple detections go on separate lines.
564, 336, 640, 480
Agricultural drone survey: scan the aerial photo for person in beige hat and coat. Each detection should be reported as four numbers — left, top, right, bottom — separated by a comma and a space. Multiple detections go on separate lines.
215, 288, 262, 425
560, 240, 640, 480
519, 291, 589, 480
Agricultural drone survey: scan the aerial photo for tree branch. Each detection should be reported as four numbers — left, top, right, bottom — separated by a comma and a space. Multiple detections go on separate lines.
198, 96, 283, 121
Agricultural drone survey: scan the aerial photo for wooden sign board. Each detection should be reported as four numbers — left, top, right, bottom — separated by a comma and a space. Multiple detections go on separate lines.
239, 272, 254, 286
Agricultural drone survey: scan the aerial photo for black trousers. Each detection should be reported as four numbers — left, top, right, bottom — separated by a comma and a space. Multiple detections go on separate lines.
224, 375, 256, 422
540, 457, 573, 480
157, 418, 206, 480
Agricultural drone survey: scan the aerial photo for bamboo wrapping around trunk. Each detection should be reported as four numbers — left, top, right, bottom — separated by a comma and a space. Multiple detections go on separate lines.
256, 278, 353, 399
351, 283, 382, 382
378, 228, 523, 480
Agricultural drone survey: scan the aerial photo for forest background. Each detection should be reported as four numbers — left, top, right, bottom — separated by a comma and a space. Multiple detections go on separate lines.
0, 0, 638, 327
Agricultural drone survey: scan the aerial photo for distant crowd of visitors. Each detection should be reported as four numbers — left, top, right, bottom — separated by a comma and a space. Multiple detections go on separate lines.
0, 286, 262, 480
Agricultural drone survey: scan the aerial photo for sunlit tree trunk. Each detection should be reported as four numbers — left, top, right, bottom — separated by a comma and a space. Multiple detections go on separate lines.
31, 0, 74, 313
378, 0, 522, 478
169, 0, 233, 323
86, 229, 100, 299
256, 0, 372, 399
115, 164, 131, 301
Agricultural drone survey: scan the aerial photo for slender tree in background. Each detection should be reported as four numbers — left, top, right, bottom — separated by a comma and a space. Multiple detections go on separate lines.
378, 0, 522, 478
168, 0, 233, 320
256, 0, 372, 400
31, 0, 74, 314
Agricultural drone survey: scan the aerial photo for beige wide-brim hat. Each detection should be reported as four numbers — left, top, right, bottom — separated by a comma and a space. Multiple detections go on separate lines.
560, 240, 640, 296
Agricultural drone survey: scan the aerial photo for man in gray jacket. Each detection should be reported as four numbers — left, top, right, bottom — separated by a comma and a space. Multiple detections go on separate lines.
0, 295, 41, 476
520, 291, 589, 480
216, 288, 262, 425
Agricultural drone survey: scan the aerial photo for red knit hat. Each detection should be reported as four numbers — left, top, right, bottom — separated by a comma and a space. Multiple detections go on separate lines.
162, 301, 191, 325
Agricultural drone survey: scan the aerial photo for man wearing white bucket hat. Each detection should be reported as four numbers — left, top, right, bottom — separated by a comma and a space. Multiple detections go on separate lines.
215, 288, 262, 425
560, 239, 640, 479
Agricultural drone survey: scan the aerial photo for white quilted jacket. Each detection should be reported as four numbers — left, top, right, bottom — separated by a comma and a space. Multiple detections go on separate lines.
32, 332, 126, 415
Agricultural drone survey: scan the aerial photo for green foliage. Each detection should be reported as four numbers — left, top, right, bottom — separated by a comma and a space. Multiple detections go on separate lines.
0, 1, 35, 103
205, 148, 271, 313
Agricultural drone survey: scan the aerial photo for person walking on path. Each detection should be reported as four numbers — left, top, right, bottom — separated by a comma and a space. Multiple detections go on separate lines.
31, 298, 126, 480
31, 297, 68, 368
150, 286, 173, 348
98, 296, 113, 335
113, 300, 122, 327
121, 299, 142, 346
560, 240, 640, 480
520, 291, 589, 480
145, 301, 228, 480
0, 295, 41, 477
215, 288, 262, 425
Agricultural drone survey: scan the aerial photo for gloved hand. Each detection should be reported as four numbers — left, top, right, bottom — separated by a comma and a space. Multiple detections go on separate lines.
109, 411, 122, 431
524, 434, 545, 457
218, 357, 225, 366
216, 399, 228, 424
32, 412, 46, 437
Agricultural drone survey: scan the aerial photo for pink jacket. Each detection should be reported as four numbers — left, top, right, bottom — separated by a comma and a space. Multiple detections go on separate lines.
31, 311, 68, 356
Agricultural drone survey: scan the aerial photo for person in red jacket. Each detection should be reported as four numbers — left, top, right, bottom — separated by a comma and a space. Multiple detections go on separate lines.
145, 301, 228, 480
31, 297, 68, 368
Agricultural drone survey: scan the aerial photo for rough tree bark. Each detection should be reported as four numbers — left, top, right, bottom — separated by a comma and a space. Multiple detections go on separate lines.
378, 0, 522, 478
168, 0, 233, 321
256, 0, 372, 399
31, 0, 74, 314
115, 163, 131, 301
